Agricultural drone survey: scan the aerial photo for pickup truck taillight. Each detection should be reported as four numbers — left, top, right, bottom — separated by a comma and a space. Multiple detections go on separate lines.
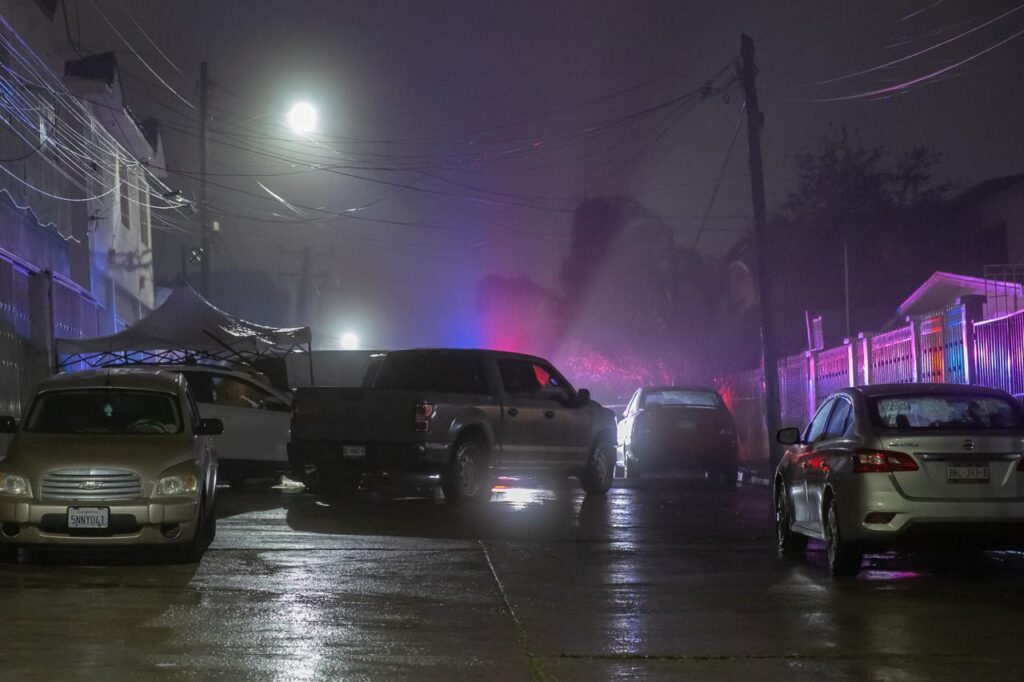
414, 403, 436, 432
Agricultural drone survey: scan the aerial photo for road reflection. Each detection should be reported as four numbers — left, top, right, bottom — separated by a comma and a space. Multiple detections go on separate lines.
277, 475, 618, 543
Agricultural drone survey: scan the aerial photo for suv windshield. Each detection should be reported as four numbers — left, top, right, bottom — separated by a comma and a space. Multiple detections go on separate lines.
373, 352, 488, 393
869, 394, 1022, 430
25, 389, 184, 435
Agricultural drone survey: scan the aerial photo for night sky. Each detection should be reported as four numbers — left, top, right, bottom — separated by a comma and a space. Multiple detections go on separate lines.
75, 0, 1024, 350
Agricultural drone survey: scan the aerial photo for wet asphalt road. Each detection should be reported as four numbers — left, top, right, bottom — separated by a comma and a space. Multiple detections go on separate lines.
3, 477, 1024, 681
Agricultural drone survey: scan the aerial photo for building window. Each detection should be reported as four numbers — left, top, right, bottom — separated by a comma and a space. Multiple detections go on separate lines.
140, 179, 151, 246
119, 160, 133, 229
38, 100, 55, 145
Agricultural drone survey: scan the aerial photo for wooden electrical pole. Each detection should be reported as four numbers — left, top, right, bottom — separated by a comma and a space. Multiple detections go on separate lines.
198, 61, 211, 298
739, 34, 784, 472
280, 245, 330, 328
296, 245, 311, 327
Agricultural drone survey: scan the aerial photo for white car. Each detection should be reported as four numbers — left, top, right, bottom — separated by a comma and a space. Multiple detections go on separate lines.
775, 384, 1024, 576
159, 365, 292, 484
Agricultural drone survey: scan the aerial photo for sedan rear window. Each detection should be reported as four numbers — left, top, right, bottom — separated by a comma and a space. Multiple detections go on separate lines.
25, 390, 184, 435
869, 394, 1022, 430
644, 390, 721, 409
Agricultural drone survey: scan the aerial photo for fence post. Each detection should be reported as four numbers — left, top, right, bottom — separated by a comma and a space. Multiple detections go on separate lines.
807, 350, 817, 418
28, 270, 55, 392
844, 338, 855, 388
959, 294, 986, 385
909, 316, 921, 383
858, 332, 872, 385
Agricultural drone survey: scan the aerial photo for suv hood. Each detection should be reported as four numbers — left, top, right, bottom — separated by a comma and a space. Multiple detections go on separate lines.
5, 434, 198, 484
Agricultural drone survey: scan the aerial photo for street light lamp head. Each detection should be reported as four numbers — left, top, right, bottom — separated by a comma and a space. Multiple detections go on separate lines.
287, 101, 317, 134
340, 332, 359, 350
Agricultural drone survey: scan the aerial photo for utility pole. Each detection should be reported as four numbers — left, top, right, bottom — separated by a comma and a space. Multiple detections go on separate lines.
280, 245, 331, 328
296, 245, 311, 326
739, 34, 783, 472
198, 61, 211, 298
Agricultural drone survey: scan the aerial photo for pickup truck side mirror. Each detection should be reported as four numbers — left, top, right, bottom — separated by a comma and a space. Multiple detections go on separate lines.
196, 418, 224, 436
0, 416, 15, 434
776, 427, 802, 445
576, 388, 591, 407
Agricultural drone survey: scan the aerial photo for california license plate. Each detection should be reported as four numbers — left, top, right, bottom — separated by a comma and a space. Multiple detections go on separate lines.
947, 465, 989, 483
68, 507, 109, 529
342, 445, 366, 459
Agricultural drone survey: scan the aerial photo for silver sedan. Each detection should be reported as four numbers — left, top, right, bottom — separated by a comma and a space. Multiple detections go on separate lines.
773, 383, 1024, 576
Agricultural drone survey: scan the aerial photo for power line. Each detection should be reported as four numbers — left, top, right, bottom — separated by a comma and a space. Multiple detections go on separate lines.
87, 0, 195, 110
692, 110, 743, 248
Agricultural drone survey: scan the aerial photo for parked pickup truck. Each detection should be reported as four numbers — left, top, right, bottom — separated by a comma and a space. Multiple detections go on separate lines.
288, 349, 617, 502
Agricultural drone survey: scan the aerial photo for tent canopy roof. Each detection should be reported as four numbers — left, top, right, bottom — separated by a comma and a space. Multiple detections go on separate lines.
56, 286, 310, 368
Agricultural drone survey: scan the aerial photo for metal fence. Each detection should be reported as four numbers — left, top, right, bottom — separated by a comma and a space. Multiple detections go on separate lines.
974, 309, 1024, 396
0, 260, 101, 418
0, 258, 36, 416
867, 325, 916, 385
777, 353, 810, 428
718, 367, 766, 469
814, 344, 853, 409
725, 296, 994, 474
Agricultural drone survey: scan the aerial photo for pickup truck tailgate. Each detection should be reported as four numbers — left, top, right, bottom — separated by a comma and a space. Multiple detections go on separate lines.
292, 388, 414, 442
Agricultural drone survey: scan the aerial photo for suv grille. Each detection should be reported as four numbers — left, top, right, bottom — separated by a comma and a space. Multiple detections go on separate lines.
41, 468, 142, 501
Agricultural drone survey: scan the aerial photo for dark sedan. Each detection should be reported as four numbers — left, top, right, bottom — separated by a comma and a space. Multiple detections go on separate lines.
615, 386, 738, 483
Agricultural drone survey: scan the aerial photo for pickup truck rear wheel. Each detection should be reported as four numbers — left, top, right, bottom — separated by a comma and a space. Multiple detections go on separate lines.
442, 438, 490, 504
581, 441, 615, 495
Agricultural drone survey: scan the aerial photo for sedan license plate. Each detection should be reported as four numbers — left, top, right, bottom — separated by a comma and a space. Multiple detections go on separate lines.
68, 507, 109, 529
947, 464, 990, 484
674, 419, 696, 430
342, 445, 366, 459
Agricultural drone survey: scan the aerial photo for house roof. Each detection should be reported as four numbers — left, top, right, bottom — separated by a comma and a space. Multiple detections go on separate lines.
896, 271, 1022, 318
949, 173, 1024, 210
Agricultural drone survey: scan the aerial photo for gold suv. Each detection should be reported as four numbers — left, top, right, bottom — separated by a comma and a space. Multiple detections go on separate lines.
0, 368, 222, 563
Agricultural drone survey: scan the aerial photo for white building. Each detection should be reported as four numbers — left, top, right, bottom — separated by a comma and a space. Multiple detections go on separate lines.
0, 2, 178, 414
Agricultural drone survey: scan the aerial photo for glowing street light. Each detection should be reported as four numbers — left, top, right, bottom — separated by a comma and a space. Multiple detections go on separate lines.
340, 332, 359, 350
287, 101, 318, 134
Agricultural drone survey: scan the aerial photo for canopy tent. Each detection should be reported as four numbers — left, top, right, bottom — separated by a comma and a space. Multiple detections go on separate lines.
56, 286, 312, 375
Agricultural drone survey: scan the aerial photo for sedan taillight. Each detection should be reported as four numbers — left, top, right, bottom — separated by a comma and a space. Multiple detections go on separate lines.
852, 450, 919, 473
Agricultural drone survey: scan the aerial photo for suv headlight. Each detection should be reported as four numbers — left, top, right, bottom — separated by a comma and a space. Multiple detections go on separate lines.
155, 474, 198, 496
0, 473, 28, 496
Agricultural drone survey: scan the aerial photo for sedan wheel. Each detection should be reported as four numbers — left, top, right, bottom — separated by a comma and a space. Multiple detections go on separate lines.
623, 453, 642, 480
825, 497, 862, 577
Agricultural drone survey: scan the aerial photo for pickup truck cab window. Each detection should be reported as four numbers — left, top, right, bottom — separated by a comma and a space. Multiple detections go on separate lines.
498, 358, 574, 403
